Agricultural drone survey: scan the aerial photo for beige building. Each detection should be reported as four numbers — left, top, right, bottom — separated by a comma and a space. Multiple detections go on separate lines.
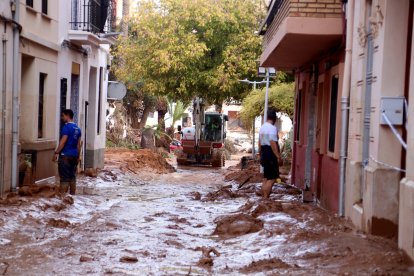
0, 1, 15, 195
59, 0, 115, 171
260, 0, 414, 260
0, 0, 115, 193
19, 0, 60, 183
344, 0, 413, 259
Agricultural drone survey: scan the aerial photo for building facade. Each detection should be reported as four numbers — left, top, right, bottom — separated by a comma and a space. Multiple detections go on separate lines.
0, 2, 15, 195
344, 0, 413, 258
59, 0, 115, 170
19, 0, 60, 183
260, 0, 344, 211
261, 0, 414, 260
0, 0, 114, 193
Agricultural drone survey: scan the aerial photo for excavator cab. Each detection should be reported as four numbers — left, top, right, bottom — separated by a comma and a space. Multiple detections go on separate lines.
203, 113, 224, 142
177, 109, 228, 167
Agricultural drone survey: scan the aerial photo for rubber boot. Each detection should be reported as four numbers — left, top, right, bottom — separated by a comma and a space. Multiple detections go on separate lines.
69, 181, 76, 195
59, 182, 69, 194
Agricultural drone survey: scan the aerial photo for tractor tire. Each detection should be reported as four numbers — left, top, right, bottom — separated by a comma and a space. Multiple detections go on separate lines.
176, 150, 187, 166
211, 150, 225, 168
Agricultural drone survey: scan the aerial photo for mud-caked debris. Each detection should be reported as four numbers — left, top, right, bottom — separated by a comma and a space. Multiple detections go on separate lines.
84, 168, 98, 178
213, 214, 264, 238
18, 184, 57, 198
240, 257, 292, 273
251, 200, 284, 218
202, 186, 243, 202
105, 148, 175, 174
79, 254, 94, 262
120, 255, 138, 263
188, 191, 201, 200
62, 195, 74, 205
47, 218, 71, 228
195, 246, 220, 267
164, 239, 184, 248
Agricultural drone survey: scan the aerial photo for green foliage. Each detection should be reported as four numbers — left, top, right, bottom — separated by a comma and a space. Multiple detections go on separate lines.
167, 100, 188, 128
113, 0, 265, 105
143, 124, 172, 141
240, 79, 295, 128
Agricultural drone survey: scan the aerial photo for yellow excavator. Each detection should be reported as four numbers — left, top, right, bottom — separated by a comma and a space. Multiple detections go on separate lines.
177, 97, 228, 167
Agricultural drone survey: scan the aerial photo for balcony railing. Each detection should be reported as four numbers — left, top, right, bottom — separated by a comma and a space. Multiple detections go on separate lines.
261, 0, 343, 50
70, 0, 113, 34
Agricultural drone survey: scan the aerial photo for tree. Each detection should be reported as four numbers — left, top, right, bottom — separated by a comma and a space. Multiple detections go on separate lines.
113, 0, 265, 112
167, 100, 187, 130
240, 80, 295, 129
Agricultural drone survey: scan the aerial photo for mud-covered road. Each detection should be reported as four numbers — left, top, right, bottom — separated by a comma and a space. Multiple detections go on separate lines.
0, 156, 411, 275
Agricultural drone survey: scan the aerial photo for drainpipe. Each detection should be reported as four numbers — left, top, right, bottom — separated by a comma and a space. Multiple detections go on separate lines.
339, 0, 355, 216
304, 64, 318, 192
361, 1, 374, 199
11, 0, 20, 192
0, 29, 6, 197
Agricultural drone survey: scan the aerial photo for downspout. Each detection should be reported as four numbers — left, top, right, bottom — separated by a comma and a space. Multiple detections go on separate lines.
339, 0, 355, 216
11, 0, 20, 192
0, 26, 6, 197
361, 1, 374, 199
304, 64, 318, 192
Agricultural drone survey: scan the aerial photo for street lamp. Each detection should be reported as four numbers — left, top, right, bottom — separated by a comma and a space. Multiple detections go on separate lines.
258, 67, 276, 122
238, 79, 267, 158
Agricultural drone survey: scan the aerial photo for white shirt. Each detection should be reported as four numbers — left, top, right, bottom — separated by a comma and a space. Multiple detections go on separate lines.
259, 122, 278, 146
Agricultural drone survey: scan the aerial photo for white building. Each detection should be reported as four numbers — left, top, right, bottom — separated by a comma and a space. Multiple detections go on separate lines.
58, 0, 115, 170
0, 1, 15, 194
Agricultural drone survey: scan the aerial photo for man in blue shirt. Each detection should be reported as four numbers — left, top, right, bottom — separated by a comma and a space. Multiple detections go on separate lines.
53, 109, 82, 195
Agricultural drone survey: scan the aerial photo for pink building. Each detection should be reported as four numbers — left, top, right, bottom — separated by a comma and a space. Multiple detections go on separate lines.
260, 0, 344, 211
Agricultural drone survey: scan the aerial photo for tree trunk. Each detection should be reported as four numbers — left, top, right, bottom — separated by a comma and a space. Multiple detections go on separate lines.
158, 110, 166, 131
121, 0, 130, 36
138, 105, 151, 129
126, 105, 140, 129
155, 97, 168, 131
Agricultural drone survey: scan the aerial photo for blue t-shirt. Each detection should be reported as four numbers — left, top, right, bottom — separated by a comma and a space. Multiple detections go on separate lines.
61, 122, 81, 157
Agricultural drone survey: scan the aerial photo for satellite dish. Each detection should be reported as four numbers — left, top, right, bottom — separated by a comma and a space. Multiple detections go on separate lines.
108, 81, 127, 100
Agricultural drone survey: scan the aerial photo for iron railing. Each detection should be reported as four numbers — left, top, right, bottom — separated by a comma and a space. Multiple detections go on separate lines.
70, 0, 113, 34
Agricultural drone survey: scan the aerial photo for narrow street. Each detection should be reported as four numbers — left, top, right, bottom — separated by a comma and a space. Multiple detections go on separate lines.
0, 151, 410, 275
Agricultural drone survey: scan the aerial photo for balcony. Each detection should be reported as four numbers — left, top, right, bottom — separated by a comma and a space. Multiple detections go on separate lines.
260, 0, 344, 70
69, 0, 115, 46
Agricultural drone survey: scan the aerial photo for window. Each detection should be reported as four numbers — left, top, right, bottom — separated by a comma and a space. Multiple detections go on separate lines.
295, 90, 303, 142
42, 0, 48, 14
97, 67, 103, 134
38, 73, 47, 139
315, 82, 325, 152
328, 75, 339, 153
26, 0, 33, 8
60, 78, 67, 133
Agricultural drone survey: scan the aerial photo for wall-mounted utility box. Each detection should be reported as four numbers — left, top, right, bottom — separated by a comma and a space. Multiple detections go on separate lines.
380, 97, 405, 126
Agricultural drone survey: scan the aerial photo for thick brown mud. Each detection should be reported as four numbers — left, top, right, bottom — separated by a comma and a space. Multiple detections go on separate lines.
0, 154, 411, 275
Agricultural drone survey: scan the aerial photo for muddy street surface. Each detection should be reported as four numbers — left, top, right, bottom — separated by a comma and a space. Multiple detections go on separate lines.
0, 152, 412, 275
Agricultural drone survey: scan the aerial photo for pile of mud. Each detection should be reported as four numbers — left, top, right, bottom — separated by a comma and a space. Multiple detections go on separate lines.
224, 156, 291, 186
0, 184, 61, 205
105, 148, 175, 174
213, 214, 264, 238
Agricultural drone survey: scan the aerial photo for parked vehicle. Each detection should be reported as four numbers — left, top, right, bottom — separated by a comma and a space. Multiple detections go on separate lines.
176, 97, 228, 167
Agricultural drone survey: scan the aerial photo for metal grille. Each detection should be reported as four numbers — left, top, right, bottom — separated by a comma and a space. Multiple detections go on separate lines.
70, 0, 113, 34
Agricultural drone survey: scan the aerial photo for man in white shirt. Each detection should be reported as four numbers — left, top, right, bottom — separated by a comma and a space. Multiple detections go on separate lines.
258, 110, 282, 198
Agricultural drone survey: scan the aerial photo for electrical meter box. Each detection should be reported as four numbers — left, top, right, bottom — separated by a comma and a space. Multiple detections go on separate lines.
380, 97, 405, 126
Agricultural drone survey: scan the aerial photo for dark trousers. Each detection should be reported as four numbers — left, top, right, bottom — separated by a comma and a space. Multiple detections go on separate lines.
58, 156, 78, 183
260, 145, 280, 180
